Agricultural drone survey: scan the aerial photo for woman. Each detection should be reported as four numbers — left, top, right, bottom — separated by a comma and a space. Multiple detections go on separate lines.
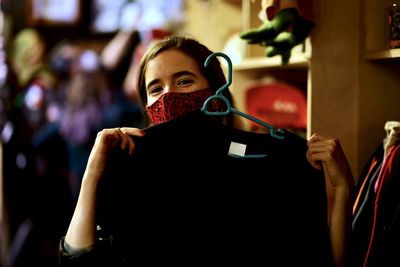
59, 35, 354, 267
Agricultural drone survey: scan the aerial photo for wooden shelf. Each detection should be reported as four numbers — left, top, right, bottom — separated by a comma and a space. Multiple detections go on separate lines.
365, 48, 400, 60
231, 54, 309, 70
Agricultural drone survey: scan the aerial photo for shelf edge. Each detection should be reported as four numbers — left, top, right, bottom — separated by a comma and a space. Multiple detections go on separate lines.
228, 53, 309, 70
365, 48, 400, 60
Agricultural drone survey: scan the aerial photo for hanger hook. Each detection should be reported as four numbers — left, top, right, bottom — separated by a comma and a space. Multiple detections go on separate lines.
204, 52, 232, 95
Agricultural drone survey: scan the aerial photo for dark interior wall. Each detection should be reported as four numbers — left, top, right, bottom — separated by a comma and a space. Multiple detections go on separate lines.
1, 0, 113, 53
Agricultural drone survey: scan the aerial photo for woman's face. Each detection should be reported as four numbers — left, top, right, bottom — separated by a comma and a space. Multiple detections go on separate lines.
144, 49, 210, 106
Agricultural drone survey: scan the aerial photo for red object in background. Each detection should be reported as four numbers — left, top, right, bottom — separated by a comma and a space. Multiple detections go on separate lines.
245, 82, 307, 131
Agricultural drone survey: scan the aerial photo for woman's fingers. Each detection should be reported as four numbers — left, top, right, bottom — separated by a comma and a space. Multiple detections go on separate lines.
114, 127, 144, 154
119, 127, 145, 136
307, 133, 354, 189
92, 127, 145, 156
307, 134, 338, 164
85, 127, 145, 180
106, 127, 145, 155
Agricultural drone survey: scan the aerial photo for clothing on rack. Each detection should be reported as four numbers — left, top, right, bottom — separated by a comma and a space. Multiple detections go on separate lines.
350, 121, 400, 267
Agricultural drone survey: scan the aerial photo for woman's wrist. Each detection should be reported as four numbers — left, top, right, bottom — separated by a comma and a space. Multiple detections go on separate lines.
62, 237, 95, 256
333, 181, 353, 205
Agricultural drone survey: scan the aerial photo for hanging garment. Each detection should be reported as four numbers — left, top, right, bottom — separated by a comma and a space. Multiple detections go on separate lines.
350, 121, 400, 267
353, 156, 381, 216
350, 155, 383, 267
91, 110, 332, 266
363, 143, 400, 267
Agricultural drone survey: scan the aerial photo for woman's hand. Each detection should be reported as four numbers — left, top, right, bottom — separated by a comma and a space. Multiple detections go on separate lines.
84, 127, 145, 185
65, 127, 145, 251
306, 133, 354, 267
306, 133, 354, 191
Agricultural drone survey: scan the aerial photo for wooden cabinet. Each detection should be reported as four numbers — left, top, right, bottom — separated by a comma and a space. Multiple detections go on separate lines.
238, 0, 400, 179
184, 0, 400, 179
358, 0, 400, 177
184, 0, 310, 132
311, 0, 400, 179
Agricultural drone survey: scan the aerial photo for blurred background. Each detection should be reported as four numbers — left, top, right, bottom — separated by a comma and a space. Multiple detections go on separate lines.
0, 1, 398, 267
0, 0, 313, 266
0, 1, 218, 266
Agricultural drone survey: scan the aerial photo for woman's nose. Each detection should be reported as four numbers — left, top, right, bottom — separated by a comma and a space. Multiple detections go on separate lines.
164, 84, 177, 93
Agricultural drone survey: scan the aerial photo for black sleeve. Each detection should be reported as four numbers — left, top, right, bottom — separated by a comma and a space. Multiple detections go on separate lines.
58, 149, 134, 267
58, 231, 116, 267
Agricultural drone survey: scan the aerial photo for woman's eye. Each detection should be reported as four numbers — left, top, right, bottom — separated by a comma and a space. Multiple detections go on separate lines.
177, 79, 193, 87
148, 86, 163, 96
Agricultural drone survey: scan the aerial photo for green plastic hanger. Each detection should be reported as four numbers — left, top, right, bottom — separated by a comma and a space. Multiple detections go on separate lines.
201, 52, 285, 158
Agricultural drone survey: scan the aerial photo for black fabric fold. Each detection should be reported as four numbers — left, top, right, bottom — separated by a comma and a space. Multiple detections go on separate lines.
91, 110, 331, 266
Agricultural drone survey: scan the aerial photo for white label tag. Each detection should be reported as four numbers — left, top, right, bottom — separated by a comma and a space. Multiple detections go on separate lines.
228, 141, 246, 157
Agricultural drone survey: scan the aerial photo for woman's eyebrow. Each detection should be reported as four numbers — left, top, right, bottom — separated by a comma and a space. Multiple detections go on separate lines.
146, 78, 160, 90
172, 70, 197, 79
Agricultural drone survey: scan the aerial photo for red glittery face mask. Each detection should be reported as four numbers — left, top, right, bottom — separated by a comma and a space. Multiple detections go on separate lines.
146, 88, 215, 125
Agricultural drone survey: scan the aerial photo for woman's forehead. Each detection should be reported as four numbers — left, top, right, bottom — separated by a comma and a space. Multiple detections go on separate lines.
146, 50, 202, 77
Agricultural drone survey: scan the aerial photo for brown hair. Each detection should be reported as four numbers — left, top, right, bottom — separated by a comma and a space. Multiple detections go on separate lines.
136, 35, 232, 108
